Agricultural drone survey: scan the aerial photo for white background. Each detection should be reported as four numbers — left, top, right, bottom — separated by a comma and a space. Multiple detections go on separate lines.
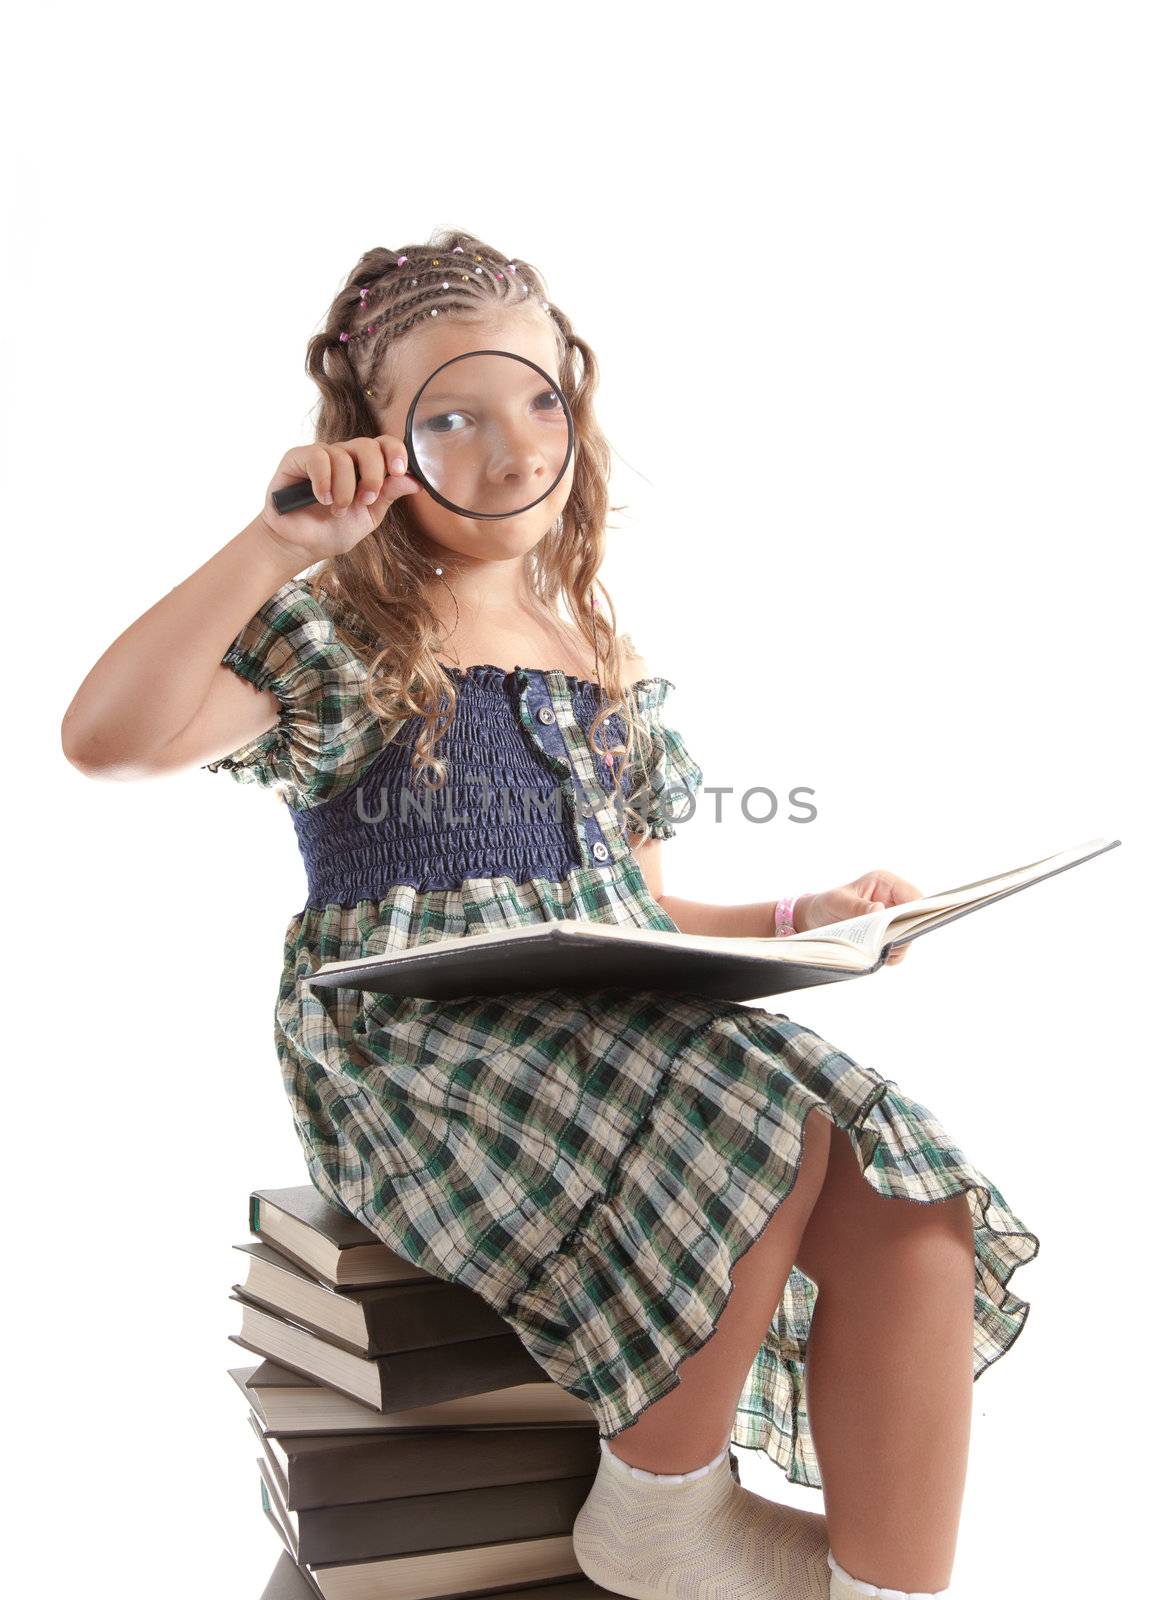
6, 2, 1160, 1595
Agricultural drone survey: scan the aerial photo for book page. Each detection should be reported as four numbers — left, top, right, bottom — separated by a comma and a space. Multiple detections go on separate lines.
778, 837, 1115, 953
781, 907, 893, 958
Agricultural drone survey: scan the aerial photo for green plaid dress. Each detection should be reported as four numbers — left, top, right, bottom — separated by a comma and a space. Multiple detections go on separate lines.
206, 578, 1039, 1491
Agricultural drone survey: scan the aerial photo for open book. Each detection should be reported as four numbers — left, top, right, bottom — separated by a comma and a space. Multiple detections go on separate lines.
306, 837, 1120, 1003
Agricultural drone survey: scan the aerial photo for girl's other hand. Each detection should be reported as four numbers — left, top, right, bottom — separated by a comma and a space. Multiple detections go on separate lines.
795, 869, 923, 967
258, 434, 422, 567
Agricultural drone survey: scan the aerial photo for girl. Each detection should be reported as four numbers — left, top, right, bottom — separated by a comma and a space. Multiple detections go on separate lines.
62, 228, 1038, 1600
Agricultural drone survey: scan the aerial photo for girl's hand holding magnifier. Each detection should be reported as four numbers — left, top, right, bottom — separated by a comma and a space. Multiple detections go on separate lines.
258, 434, 422, 567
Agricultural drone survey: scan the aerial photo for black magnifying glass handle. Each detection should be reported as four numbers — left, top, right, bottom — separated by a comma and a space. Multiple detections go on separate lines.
270, 479, 323, 515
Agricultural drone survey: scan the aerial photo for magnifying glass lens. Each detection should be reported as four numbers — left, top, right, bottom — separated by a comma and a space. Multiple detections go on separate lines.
407, 352, 572, 519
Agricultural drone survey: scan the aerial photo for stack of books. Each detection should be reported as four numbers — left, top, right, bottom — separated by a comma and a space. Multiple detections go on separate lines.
231, 1185, 737, 1597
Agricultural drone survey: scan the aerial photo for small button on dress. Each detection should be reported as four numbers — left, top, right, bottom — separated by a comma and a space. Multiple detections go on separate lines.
205, 577, 1040, 1491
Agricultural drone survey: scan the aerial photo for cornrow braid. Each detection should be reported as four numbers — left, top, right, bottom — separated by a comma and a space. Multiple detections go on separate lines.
328, 230, 562, 406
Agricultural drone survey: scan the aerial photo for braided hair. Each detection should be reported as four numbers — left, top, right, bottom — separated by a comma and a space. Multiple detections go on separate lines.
299, 226, 655, 840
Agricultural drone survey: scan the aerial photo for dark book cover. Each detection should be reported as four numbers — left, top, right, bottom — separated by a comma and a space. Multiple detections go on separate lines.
245, 1400, 599, 1510
257, 1448, 594, 1567
260, 1542, 605, 1600
249, 1185, 427, 1289
257, 1456, 588, 1594
233, 1238, 514, 1355
228, 1293, 550, 1413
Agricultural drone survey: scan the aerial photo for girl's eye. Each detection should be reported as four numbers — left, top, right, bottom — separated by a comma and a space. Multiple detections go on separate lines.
422, 394, 561, 435
423, 412, 469, 436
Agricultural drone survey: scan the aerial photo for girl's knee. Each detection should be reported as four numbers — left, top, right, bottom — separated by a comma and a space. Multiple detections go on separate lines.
886, 1195, 977, 1300
796, 1131, 974, 1287
869, 1192, 977, 1288
931, 1189, 976, 1261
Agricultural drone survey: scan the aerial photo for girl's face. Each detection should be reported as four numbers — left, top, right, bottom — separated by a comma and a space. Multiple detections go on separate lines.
374, 308, 575, 572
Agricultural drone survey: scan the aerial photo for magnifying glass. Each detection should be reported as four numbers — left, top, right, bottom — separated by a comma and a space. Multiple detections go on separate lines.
271, 350, 575, 520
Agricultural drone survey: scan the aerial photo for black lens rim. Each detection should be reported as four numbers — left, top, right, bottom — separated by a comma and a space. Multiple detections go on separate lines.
403, 349, 576, 520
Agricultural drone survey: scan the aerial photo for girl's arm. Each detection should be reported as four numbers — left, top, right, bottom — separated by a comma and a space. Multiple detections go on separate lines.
657, 889, 814, 937
660, 871, 920, 966
61, 431, 421, 781
60, 514, 306, 779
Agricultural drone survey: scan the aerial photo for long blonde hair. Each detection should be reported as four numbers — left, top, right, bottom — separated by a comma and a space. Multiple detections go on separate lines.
298, 226, 654, 836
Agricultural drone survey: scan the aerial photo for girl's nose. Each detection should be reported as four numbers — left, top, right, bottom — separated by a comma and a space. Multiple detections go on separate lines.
487, 440, 545, 484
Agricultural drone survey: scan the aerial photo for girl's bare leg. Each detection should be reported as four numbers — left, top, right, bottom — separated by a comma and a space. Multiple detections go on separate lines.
607, 1108, 834, 1473
794, 1119, 976, 1594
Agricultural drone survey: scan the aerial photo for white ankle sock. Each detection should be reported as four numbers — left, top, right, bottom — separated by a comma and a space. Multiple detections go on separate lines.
827, 1548, 951, 1599
572, 1434, 831, 1598
599, 1434, 731, 1483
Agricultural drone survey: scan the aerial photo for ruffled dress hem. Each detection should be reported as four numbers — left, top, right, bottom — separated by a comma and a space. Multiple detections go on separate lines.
487, 1008, 1040, 1493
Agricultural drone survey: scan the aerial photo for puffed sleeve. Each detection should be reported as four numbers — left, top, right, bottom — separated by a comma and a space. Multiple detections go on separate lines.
203, 578, 395, 809
623, 676, 705, 841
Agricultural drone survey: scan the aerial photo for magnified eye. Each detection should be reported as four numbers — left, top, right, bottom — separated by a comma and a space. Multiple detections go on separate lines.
423, 412, 470, 436
533, 389, 563, 414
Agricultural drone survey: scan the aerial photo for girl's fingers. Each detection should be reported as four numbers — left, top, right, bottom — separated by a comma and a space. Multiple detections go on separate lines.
310, 455, 333, 504
322, 445, 355, 510
349, 437, 387, 505
281, 444, 336, 505
380, 474, 420, 499
376, 435, 411, 479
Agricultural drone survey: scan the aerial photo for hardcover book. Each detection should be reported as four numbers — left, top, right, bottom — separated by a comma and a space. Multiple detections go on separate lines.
306, 837, 1120, 1002
248, 1186, 429, 1290
229, 1360, 595, 1434
242, 1399, 600, 1512
257, 1453, 587, 1600
228, 1295, 549, 1412
232, 1240, 514, 1356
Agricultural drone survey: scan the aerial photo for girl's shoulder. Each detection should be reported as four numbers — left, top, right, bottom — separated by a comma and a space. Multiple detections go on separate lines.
616, 631, 675, 704
241, 573, 360, 649
205, 576, 386, 807
286, 573, 372, 643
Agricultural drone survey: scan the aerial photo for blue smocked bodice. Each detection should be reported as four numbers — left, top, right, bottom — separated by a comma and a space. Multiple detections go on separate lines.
289, 663, 635, 907
206, 577, 706, 910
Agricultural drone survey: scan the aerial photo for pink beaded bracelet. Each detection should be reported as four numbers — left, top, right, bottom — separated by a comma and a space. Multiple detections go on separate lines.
773, 895, 802, 937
